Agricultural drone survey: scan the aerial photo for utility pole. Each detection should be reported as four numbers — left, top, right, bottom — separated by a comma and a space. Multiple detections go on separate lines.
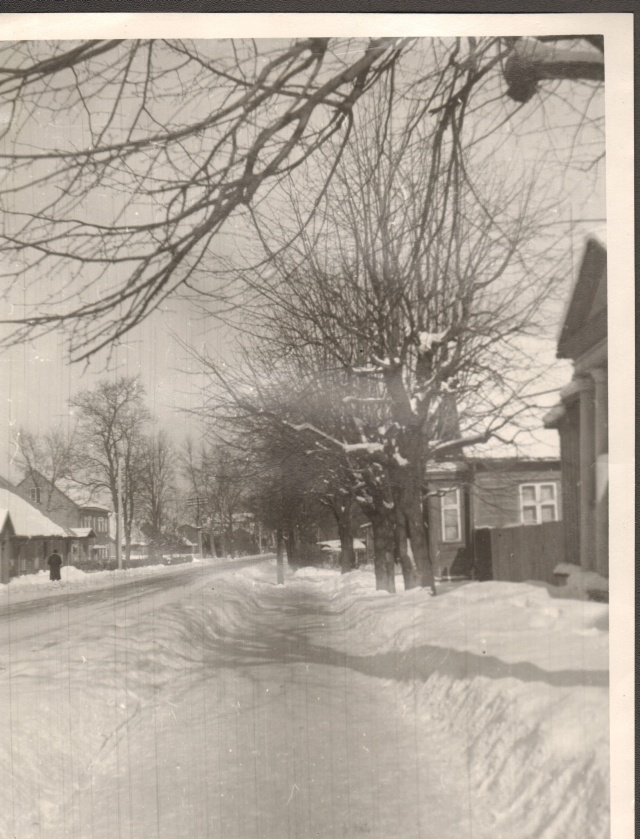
116, 454, 123, 570
276, 528, 285, 585
196, 497, 203, 560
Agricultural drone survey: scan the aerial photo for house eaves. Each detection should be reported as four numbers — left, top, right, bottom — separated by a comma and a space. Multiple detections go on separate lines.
0, 488, 69, 538
69, 527, 97, 538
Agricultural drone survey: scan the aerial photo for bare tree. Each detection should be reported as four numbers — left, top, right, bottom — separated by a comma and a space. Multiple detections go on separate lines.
204, 444, 250, 558
195, 334, 404, 588
0, 37, 603, 361
232, 78, 571, 593
71, 376, 151, 561
181, 436, 251, 557
12, 424, 77, 513
138, 429, 176, 534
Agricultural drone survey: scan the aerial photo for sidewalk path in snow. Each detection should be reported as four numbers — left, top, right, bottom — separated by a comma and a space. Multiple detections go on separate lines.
0, 559, 482, 839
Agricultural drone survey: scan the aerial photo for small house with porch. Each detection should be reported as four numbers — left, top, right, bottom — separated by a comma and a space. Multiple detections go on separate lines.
0, 481, 96, 583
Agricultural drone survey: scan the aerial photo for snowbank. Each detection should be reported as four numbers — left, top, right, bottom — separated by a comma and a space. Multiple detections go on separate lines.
283, 566, 610, 838
179, 563, 609, 836
0, 556, 243, 605
553, 562, 609, 599
2, 560, 192, 590
0, 558, 608, 838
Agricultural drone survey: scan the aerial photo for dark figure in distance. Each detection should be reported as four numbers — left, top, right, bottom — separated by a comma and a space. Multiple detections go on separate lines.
47, 549, 62, 582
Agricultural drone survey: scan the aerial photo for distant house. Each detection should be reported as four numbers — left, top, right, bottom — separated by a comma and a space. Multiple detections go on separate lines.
13, 471, 114, 561
125, 522, 151, 558
544, 236, 608, 576
424, 457, 562, 579
178, 524, 201, 552
0, 479, 96, 583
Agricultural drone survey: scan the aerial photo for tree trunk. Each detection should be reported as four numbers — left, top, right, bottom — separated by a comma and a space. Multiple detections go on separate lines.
337, 500, 356, 574
394, 505, 419, 590
391, 432, 437, 595
370, 511, 396, 593
227, 516, 236, 558
404, 485, 436, 594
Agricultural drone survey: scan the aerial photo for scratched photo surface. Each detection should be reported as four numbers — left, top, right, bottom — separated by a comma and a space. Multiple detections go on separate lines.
0, 17, 631, 839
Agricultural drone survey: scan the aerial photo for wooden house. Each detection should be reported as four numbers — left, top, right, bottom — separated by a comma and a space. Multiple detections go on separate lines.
13, 471, 114, 561
425, 457, 562, 579
544, 236, 608, 576
0, 479, 96, 583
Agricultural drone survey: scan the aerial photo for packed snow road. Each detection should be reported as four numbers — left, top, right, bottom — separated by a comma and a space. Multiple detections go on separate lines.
0, 559, 609, 839
0, 556, 272, 644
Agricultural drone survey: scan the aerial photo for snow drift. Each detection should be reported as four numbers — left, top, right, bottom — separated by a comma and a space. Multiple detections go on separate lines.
259, 565, 609, 838
0, 559, 608, 838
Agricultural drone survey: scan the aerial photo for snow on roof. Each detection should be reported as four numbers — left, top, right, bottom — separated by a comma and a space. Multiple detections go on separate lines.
69, 528, 96, 538
15, 472, 112, 512
0, 488, 68, 537
425, 460, 466, 473
318, 539, 366, 551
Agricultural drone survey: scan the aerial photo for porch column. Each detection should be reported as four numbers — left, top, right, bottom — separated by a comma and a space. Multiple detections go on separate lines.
591, 366, 608, 576
577, 376, 596, 571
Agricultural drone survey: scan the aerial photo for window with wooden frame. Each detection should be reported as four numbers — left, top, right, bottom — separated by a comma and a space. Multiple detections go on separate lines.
441, 488, 462, 542
29, 485, 41, 504
520, 483, 558, 524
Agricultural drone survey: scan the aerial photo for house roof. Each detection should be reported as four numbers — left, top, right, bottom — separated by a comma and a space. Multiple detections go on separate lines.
557, 236, 607, 360
53, 477, 112, 511
469, 456, 560, 472
0, 510, 16, 537
16, 471, 112, 512
426, 456, 561, 479
0, 487, 69, 538
69, 527, 97, 538
78, 502, 111, 513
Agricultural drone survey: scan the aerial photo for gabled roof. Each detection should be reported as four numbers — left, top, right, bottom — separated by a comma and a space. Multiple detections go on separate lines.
0, 510, 16, 537
48, 476, 111, 510
0, 487, 69, 538
557, 236, 607, 360
0, 474, 15, 491
16, 470, 112, 512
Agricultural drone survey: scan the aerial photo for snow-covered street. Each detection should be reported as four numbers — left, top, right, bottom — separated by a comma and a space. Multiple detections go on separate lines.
0, 558, 609, 839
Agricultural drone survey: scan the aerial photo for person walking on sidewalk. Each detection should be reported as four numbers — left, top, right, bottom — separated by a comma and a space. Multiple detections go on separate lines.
47, 548, 62, 582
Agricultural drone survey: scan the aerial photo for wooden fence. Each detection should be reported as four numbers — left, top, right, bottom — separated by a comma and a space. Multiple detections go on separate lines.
474, 521, 565, 585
